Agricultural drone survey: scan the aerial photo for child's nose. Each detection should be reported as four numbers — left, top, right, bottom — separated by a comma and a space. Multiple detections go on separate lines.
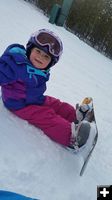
40, 52, 45, 59
38, 52, 43, 59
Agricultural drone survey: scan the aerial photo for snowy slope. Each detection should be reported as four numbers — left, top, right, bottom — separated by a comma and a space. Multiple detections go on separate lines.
0, 0, 112, 200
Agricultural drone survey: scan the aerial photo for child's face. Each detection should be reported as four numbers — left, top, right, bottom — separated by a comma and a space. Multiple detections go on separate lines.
29, 47, 51, 69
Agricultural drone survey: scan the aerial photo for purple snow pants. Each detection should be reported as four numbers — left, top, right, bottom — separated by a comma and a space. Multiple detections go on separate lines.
12, 96, 76, 146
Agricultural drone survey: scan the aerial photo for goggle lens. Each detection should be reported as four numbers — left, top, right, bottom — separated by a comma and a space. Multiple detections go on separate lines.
35, 32, 62, 56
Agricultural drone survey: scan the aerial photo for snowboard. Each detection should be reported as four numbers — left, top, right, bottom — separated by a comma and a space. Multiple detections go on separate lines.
79, 97, 98, 176
67, 98, 98, 176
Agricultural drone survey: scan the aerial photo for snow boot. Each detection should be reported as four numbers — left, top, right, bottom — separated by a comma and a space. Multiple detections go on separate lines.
69, 121, 91, 152
75, 97, 94, 123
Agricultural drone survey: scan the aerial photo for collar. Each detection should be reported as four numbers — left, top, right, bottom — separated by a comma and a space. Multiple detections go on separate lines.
27, 65, 50, 78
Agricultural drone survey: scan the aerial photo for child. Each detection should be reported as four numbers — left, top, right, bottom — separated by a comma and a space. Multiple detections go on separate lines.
0, 29, 91, 151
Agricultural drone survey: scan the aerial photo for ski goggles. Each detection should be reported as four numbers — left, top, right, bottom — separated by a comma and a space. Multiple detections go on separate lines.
32, 30, 63, 57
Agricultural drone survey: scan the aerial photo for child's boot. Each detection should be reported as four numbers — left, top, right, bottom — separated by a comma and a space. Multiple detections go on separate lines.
75, 97, 94, 123
69, 121, 91, 152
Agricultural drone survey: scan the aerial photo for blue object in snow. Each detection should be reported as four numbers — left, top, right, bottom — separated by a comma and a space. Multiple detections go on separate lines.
0, 191, 39, 200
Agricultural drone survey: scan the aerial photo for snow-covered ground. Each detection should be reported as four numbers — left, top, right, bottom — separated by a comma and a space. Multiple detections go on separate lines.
0, 0, 112, 199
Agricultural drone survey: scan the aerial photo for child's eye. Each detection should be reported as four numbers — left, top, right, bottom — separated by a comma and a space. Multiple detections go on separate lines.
35, 49, 40, 54
44, 54, 50, 59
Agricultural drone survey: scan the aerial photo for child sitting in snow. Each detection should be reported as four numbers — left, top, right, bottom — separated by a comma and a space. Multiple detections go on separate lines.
0, 29, 92, 151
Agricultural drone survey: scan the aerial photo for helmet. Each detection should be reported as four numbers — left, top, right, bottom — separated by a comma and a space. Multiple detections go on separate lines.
26, 29, 63, 68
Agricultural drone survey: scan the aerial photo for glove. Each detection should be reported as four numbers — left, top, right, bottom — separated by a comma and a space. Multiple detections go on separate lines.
76, 97, 93, 122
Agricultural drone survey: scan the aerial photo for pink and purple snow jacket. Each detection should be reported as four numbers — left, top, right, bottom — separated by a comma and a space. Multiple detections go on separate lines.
0, 44, 50, 110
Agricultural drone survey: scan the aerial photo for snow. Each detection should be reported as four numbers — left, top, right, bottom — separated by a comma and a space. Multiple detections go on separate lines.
0, 0, 112, 199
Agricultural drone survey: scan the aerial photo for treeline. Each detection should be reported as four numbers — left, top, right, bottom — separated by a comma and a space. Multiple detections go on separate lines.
24, 0, 62, 15
66, 0, 112, 59
24, 0, 112, 59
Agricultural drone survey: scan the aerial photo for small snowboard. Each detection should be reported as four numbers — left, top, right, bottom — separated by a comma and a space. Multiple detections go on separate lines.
79, 98, 98, 176
67, 98, 98, 176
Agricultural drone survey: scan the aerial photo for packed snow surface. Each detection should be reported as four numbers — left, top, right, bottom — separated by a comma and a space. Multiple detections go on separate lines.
0, 0, 112, 199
